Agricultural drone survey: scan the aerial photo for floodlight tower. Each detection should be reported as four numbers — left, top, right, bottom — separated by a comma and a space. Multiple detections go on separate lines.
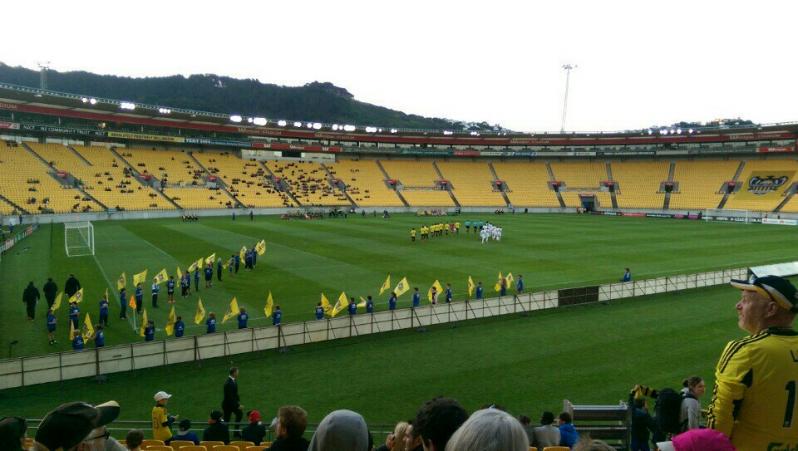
560, 63, 577, 133
37, 61, 51, 90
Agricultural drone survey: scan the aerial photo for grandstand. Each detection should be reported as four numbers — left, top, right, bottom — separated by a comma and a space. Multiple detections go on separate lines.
669, 159, 740, 210
612, 160, 669, 209
327, 159, 405, 207
724, 158, 798, 211
264, 160, 350, 207
435, 161, 506, 207
192, 151, 292, 208
491, 161, 560, 207
379, 159, 454, 207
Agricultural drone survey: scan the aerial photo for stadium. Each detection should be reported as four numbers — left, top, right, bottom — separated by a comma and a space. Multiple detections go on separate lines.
1, 40, 798, 451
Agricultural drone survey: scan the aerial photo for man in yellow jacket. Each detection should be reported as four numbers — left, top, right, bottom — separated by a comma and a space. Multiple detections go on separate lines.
152, 391, 177, 442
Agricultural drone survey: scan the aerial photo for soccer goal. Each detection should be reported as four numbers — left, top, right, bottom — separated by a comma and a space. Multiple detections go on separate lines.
64, 221, 95, 257
703, 208, 751, 223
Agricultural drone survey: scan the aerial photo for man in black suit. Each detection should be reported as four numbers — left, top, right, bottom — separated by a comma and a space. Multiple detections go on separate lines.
222, 367, 243, 436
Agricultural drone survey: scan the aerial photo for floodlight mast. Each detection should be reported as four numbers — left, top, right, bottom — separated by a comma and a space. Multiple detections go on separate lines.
37, 61, 51, 90
560, 63, 577, 133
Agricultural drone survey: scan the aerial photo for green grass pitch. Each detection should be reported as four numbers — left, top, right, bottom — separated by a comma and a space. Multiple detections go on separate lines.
0, 213, 796, 430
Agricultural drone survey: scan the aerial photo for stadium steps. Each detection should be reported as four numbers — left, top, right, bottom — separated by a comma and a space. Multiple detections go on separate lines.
431, 161, 461, 207
774, 188, 795, 213
187, 152, 246, 208
663, 161, 676, 209
717, 160, 746, 209
320, 163, 357, 207
0, 193, 30, 215
259, 161, 302, 207
487, 162, 512, 206
604, 162, 618, 209
375, 160, 410, 207
66, 145, 93, 166
20, 142, 51, 167
109, 147, 183, 210
545, 162, 567, 208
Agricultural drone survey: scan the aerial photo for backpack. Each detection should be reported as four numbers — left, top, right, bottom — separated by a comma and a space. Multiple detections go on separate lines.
654, 388, 683, 435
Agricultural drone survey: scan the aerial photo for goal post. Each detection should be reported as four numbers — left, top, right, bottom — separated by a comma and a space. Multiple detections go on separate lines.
703, 208, 751, 224
64, 221, 95, 257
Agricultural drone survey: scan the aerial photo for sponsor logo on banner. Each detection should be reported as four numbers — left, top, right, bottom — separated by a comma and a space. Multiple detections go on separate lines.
107, 131, 186, 143
738, 172, 793, 198
757, 146, 795, 153
0, 121, 19, 129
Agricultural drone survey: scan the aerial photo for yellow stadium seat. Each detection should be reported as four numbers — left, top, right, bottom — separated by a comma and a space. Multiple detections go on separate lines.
176, 446, 206, 451
492, 161, 560, 207
144, 446, 174, 451
229, 441, 255, 451
208, 445, 239, 451
542, 447, 570, 451
141, 439, 166, 448
168, 440, 196, 450
245, 447, 267, 451
332, 159, 404, 207
193, 151, 291, 208
380, 159, 453, 206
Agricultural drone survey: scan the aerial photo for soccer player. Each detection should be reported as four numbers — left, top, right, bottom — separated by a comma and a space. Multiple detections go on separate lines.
206, 312, 217, 334
516, 275, 524, 295
22, 281, 40, 320
152, 391, 176, 443
68, 301, 80, 329
707, 275, 798, 450
134, 283, 144, 314
193, 267, 200, 292
455, 221, 460, 234
46, 308, 57, 345
167, 276, 176, 304
99, 294, 109, 327
475, 281, 484, 300
272, 305, 282, 326
94, 324, 105, 348
119, 287, 128, 319
315, 302, 325, 320
388, 292, 397, 310
43, 277, 58, 309
71, 327, 84, 351
411, 228, 416, 242
238, 307, 248, 329
348, 298, 357, 316
445, 283, 453, 304
412, 288, 421, 308
151, 278, 160, 308
204, 264, 213, 288
465, 220, 471, 233
174, 316, 185, 338
366, 295, 375, 314
144, 320, 155, 341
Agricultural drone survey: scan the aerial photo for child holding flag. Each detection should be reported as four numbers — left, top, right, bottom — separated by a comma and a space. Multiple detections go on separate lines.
46, 308, 57, 345
99, 295, 109, 327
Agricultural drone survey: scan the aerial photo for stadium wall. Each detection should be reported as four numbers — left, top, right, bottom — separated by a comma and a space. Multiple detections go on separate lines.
0, 266, 748, 389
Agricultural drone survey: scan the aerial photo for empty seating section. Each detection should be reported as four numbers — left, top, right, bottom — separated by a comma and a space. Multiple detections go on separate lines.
725, 158, 798, 211
612, 161, 669, 209
781, 194, 798, 213
550, 161, 607, 188
0, 142, 96, 214
669, 160, 738, 210
120, 148, 203, 185
436, 161, 505, 207
193, 151, 291, 208
265, 161, 349, 206
561, 191, 613, 209
380, 160, 454, 206
327, 159, 404, 207
70, 145, 173, 210
492, 162, 560, 207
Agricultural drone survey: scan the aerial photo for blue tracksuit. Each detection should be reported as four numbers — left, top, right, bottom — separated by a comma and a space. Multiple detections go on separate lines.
119, 289, 127, 318
476, 285, 484, 300
348, 302, 357, 316
47, 312, 56, 332
272, 310, 282, 326
95, 330, 105, 347
175, 320, 185, 337
366, 299, 374, 313
412, 292, 421, 308
99, 299, 109, 325
315, 306, 324, 320
69, 305, 79, 328
144, 325, 155, 341
445, 288, 453, 303
238, 313, 248, 329
135, 287, 143, 312
388, 295, 397, 310
72, 334, 84, 351
206, 317, 216, 333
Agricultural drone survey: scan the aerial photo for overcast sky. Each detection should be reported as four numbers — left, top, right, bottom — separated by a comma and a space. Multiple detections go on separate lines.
1, 0, 796, 132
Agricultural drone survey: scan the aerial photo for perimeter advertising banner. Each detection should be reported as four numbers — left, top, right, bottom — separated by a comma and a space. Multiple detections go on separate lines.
736, 171, 795, 200
107, 131, 186, 143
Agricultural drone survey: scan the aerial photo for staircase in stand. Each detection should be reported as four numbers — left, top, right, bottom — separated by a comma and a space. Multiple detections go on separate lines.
187, 152, 245, 208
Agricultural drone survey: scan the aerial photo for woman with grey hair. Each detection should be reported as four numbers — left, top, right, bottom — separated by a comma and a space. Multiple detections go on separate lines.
308, 409, 369, 451
444, 408, 529, 451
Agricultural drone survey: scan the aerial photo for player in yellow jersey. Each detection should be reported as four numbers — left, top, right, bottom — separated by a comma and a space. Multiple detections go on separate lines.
410, 228, 416, 242
152, 391, 177, 442
707, 275, 798, 451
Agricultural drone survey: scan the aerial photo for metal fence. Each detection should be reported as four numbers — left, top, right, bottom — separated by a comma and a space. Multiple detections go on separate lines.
0, 266, 747, 390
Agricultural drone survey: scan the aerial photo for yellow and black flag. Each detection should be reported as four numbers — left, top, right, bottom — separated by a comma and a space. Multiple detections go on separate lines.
379, 274, 391, 295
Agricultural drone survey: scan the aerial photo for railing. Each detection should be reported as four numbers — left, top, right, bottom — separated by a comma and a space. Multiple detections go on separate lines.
0, 266, 748, 390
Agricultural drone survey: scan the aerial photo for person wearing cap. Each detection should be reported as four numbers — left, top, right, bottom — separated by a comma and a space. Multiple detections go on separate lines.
152, 391, 177, 442
706, 275, 798, 450
242, 410, 266, 445
268, 405, 310, 451
0, 416, 27, 450
168, 418, 199, 445
34, 400, 120, 451
203, 410, 230, 444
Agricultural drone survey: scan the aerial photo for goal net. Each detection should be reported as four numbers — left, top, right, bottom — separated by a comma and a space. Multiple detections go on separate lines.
703, 209, 751, 224
64, 221, 95, 257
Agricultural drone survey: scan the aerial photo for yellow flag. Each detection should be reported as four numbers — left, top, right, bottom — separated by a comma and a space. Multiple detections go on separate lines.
205, 253, 216, 265
133, 269, 148, 286
104, 288, 109, 301
187, 261, 198, 273
176, 266, 183, 279
379, 274, 391, 295
264, 291, 274, 317
320, 293, 332, 314
52, 292, 64, 312
164, 305, 177, 336
194, 298, 206, 325
69, 319, 76, 341
468, 276, 475, 297
239, 246, 247, 261
117, 272, 126, 290
357, 296, 367, 309
331, 292, 348, 317
255, 239, 267, 256
69, 288, 84, 304
82, 313, 95, 342
222, 260, 229, 270
222, 297, 240, 323
153, 268, 168, 285
506, 272, 514, 287
139, 308, 148, 337
394, 277, 410, 297
494, 272, 504, 292
428, 280, 443, 302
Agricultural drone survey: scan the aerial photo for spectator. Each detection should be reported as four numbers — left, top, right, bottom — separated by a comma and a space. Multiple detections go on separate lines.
573, 438, 617, 451
0, 416, 27, 451
23, 281, 40, 320
707, 275, 798, 450
203, 410, 230, 444
630, 398, 655, 451
308, 409, 368, 451
383, 421, 410, 451
558, 412, 579, 448
222, 367, 243, 434
680, 376, 705, 431
403, 424, 423, 451
411, 397, 468, 451
34, 400, 120, 451
268, 405, 310, 451
242, 410, 266, 445
444, 408, 528, 451
656, 428, 735, 451
517, 416, 533, 444
169, 419, 200, 445
152, 391, 176, 442
125, 429, 144, 450
532, 411, 560, 448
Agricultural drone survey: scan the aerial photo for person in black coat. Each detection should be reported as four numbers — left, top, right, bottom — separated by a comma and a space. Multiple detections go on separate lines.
22, 282, 40, 320
203, 410, 230, 444
42, 278, 58, 309
64, 274, 81, 298
222, 367, 243, 434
